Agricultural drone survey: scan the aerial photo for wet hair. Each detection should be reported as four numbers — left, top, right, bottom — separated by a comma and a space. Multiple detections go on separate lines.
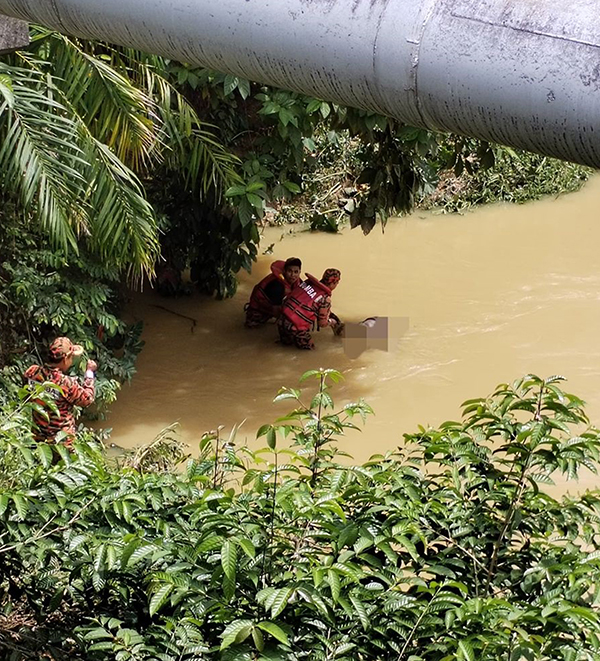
321, 268, 341, 286
284, 257, 302, 270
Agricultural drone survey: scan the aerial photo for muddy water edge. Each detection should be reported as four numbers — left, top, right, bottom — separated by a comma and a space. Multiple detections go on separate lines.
102, 177, 600, 495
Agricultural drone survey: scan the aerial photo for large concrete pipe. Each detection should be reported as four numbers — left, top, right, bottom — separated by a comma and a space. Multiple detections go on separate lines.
0, 15, 28, 54
0, 0, 599, 167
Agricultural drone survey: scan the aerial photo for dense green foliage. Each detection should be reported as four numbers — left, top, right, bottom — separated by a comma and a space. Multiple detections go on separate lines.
152, 68, 447, 295
0, 204, 142, 411
422, 143, 591, 213
2, 370, 600, 660
0, 29, 240, 281
156, 68, 591, 287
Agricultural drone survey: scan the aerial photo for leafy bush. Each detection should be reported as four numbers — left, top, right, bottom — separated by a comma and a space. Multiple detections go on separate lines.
0, 210, 143, 412
420, 142, 591, 213
1, 371, 600, 660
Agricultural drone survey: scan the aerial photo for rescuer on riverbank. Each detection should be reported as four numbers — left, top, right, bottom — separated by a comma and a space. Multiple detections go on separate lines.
277, 268, 342, 349
244, 257, 302, 328
24, 337, 97, 446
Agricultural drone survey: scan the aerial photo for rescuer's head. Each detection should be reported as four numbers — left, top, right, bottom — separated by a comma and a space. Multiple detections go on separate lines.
321, 268, 341, 290
47, 336, 84, 370
283, 257, 302, 285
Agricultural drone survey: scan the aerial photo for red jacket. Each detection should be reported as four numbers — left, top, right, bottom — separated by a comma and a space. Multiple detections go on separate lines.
247, 260, 291, 317
280, 274, 332, 331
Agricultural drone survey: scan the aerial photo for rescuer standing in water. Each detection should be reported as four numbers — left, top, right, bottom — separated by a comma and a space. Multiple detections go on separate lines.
24, 337, 97, 446
278, 268, 342, 349
244, 257, 302, 328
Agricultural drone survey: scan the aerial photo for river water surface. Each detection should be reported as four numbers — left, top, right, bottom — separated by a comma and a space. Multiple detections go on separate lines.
104, 177, 600, 493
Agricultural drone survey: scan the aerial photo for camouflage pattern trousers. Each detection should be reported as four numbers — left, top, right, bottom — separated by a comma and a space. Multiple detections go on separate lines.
244, 305, 273, 328
277, 317, 315, 350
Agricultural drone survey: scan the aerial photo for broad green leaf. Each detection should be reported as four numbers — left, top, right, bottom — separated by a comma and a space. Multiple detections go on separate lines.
120, 538, 139, 568
196, 535, 223, 554
225, 185, 247, 197
238, 537, 256, 559
221, 540, 238, 580
306, 99, 322, 114
12, 494, 28, 520
253, 626, 265, 651
273, 391, 299, 403
319, 102, 331, 119
37, 442, 54, 468
257, 586, 276, 607
246, 193, 264, 209
149, 583, 174, 617
237, 78, 251, 100
84, 627, 112, 640
257, 424, 273, 439
223, 74, 239, 96
282, 181, 301, 194
266, 427, 277, 450
94, 544, 106, 573
349, 595, 369, 630
257, 621, 289, 645
0, 494, 9, 517
88, 641, 115, 651
458, 639, 475, 661
328, 569, 341, 602
92, 571, 105, 591
127, 543, 156, 566
270, 587, 294, 618
246, 180, 265, 192
220, 619, 254, 650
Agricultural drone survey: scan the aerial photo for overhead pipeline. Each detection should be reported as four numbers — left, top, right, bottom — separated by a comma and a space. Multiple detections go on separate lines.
0, 0, 599, 166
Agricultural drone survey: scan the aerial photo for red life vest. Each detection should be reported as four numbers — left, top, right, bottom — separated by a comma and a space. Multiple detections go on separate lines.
247, 260, 290, 316
281, 274, 331, 331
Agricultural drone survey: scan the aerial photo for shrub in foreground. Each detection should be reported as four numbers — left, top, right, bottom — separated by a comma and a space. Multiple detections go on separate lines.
1, 371, 600, 660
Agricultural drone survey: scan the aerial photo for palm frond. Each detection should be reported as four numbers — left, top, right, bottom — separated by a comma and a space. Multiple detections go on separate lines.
0, 73, 14, 107
0, 59, 159, 278
1, 32, 239, 279
84, 137, 159, 282
29, 27, 161, 172
26, 32, 240, 198
0, 61, 87, 253
114, 48, 242, 197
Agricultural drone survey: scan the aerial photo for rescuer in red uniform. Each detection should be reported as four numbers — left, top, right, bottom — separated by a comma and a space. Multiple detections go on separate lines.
244, 257, 302, 328
277, 268, 341, 349
24, 337, 97, 446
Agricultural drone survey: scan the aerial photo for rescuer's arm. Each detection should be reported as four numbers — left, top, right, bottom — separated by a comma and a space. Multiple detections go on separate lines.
328, 311, 345, 335
317, 296, 332, 328
23, 365, 42, 383
63, 360, 97, 407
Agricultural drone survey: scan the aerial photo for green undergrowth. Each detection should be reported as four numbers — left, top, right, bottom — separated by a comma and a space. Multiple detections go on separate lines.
0, 209, 144, 415
266, 140, 592, 233
1, 370, 600, 660
419, 147, 592, 213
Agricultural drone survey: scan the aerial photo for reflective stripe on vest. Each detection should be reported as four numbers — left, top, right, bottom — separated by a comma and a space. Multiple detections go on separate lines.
281, 274, 331, 331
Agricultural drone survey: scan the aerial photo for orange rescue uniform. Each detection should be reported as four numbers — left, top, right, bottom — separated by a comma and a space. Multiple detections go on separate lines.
24, 365, 95, 444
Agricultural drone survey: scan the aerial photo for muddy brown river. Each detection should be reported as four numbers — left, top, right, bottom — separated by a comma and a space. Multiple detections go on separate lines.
103, 176, 600, 493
